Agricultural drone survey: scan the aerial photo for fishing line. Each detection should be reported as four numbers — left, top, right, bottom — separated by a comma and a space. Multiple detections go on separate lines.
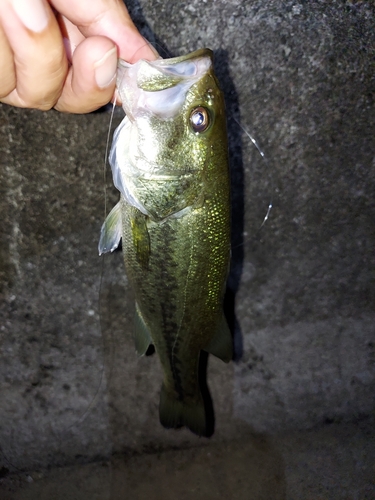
63, 44, 271, 432
92, 40, 163, 408
127, 41, 273, 238
132, 39, 171, 60
0, 76, 125, 483
97, 90, 120, 390
230, 116, 273, 252
0, 100, 123, 479
77, 42, 164, 428
60, 94, 120, 436
233, 116, 273, 229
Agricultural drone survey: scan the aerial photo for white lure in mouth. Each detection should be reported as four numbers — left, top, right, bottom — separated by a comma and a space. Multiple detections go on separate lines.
116, 55, 212, 120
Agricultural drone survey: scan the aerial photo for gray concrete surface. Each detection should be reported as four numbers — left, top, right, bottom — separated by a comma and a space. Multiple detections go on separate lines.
0, 0, 374, 483
1, 417, 374, 499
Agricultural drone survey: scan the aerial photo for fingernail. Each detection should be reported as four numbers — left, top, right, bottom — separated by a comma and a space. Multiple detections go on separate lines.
12, 0, 49, 33
94, 47, 118, 89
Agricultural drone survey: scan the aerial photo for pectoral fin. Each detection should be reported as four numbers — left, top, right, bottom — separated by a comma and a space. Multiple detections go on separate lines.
98, 202, 122, 255
130, 207, 150, 269
134, 303, 152, 356
203, 314, 233, 363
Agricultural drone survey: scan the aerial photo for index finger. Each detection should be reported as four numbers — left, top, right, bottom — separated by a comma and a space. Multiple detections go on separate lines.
50, 0, 158, 62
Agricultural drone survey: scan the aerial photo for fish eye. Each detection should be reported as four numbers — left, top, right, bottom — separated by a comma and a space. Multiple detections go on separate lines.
190, 106, 210, 133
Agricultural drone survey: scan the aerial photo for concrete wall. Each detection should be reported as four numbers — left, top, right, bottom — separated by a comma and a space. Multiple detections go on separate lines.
1, 0, 374, 470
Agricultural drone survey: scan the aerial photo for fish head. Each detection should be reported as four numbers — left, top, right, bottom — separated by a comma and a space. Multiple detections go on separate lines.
112, 49, 228, 220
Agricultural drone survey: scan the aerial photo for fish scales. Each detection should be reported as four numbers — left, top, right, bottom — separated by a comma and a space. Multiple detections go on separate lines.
99, 49, 232, 436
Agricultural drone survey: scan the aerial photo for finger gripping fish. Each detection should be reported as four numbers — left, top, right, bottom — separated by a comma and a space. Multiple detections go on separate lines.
99, 48, 232, 437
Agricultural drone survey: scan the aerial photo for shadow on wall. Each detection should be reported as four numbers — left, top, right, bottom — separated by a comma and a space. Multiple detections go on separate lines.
214, 49, 245, 363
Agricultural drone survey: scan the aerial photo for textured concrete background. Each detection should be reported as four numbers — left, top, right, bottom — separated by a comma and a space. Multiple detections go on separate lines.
1, 0, 374, 473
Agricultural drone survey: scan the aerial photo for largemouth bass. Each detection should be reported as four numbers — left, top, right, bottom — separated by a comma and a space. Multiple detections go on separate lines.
99, 48, 232, 436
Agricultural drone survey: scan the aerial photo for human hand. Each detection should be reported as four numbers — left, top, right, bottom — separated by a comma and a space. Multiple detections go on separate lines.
0, 0, 158, 113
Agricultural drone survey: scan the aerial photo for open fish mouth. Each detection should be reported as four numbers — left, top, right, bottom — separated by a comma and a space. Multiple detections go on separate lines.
117, 48, 213, 120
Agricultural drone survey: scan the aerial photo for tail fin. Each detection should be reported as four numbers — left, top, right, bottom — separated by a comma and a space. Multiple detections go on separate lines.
159, 384, 208, 437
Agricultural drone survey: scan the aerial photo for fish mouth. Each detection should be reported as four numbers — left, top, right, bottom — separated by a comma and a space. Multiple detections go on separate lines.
118, 48, 214, 72
117, 49, 214, 120
147, 48, 213, 67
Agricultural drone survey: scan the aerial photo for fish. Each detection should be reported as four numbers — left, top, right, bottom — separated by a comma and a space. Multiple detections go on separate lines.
98, 48, 232, 436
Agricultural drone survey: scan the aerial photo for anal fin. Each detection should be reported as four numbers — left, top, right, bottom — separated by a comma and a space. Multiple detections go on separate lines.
134, 303, 152, 356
